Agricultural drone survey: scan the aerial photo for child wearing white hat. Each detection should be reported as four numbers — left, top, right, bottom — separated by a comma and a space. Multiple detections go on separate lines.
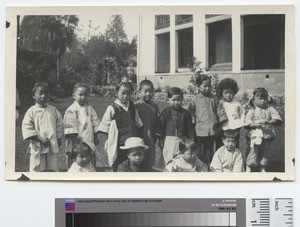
117, 137, 153, 172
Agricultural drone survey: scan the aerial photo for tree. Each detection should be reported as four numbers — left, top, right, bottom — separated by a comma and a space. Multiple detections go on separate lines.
105, 15, 128, 44
17, 15, 79, 97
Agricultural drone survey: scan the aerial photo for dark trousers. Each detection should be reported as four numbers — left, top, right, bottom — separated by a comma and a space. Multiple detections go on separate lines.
196, 135, 222, 164
112, 148, 128, 172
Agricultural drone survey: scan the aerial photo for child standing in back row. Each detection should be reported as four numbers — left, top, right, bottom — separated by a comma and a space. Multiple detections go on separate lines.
245, 87, 282, 172
22, 82, 64, 172
159, 87, 196, 166
63, 83, 101, 169
135, 80, 160, 167
99, 78, 143, 171
216, 78, 244, 131
188, 74, 228, 165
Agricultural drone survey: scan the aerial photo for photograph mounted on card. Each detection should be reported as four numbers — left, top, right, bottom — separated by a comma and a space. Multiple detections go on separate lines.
5, 5, 295, 181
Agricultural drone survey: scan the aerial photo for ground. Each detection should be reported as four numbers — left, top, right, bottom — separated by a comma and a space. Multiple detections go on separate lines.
15, 96, 285, 172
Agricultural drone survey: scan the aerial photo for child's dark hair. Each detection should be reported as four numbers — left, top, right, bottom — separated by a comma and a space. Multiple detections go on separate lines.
248, 87, 271, 107
73, 83, 90, 94
71, 142, 92, 160
167, 87, 183, 99
222, 129, 239, 141
139, 79, 154, 91
216, 78, 239, 98
178, 137, 198, 153
196, 74, 211, 86
116, 78, 134, 92
32, 82, 49, 96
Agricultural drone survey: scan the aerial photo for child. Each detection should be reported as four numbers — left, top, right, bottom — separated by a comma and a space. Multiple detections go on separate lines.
135, 80, 160, 166
210, 129, 244, 172
188, 74, 227, 165
68, 141, 95, 172
99, 78, 143, 171
245, 87, 282, 172
216, 78, 244, 131
22, 82, 63, 172
159, 87, 196, 166
63, 83, 101, 168
164, 138, 208, 172
117, 137, 153, 172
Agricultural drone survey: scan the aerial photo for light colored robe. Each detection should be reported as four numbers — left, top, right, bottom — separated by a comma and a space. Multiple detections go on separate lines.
22, 104, 63, 172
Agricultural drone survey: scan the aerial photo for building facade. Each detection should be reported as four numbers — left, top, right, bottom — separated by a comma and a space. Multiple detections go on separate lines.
137, 14, 285, 95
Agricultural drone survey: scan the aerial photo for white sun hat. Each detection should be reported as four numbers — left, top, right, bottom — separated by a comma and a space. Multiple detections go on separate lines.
120, 137, 149, 150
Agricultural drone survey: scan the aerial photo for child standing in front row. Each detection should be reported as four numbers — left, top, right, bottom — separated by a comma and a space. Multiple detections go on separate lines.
188, 74, 228, 165
135, 80, 160, 167
63, 83, 101, 168
245, 87, 282, 172
159, 87, 196, 166
210, 129, 244, 172
99, 78, 143, 171
22, 82, 64, 172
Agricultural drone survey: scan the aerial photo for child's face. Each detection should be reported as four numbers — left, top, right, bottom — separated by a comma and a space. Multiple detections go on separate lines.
117, 85, 132, 104
127, 148, 144, 165
75, 152, 91, 168
222, 88, 234, 102
198, 80, 212, 96
168, 94, 183, 109
139, 85, 154, 102
73, 87, 89, 106
222, 137, 237, 152
33, 86, 50, 107
182, 149, 197, 163
253, 95, 267, 108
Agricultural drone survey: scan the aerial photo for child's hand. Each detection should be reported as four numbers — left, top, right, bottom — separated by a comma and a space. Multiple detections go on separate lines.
39, 136, 50, 147
256, 119, 268, 124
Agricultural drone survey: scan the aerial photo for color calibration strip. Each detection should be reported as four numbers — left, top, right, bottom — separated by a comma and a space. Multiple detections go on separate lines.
67, 212, 237, 227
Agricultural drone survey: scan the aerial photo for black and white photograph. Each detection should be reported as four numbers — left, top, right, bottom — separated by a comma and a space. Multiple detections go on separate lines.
5, 5, 295, 181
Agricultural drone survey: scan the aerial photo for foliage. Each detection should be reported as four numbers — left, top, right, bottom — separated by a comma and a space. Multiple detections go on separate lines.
105, 15, 128, 44
189, 56, 219, 94
19, 15, 79, 55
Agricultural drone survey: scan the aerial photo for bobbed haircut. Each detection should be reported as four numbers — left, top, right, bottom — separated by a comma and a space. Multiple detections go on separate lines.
216, 78, 239, 98
167, 87, 183, 99
139, 79, 154, 90
178, 137, 198, 153
222, 129, 239, 141
116, 81, 134, 92
196, 74, 211, 86
248, 87, 270, 107
71, 141, 93, 159
73, 83, 90, 94
32, 82, 50, 96
253, 87, 269, 99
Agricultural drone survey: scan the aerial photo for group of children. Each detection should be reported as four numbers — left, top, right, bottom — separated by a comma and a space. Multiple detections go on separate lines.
22, 75, 282, 173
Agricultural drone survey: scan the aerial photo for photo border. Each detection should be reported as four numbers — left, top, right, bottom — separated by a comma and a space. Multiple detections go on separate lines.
5, 5, 295, 181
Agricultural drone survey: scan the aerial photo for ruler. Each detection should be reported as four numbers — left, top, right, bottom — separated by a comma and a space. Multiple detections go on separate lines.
247, 198, 293, 227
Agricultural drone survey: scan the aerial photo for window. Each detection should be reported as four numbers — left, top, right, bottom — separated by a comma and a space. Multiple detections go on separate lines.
155, 32, 170, 73
155, 15, 170, 30
207, 18, 232, 71
175, 15, 193, 25
242, 15, 285, 70
177, 27, 193, 69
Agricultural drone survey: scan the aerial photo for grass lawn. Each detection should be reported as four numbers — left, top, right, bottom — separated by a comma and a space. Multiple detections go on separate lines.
15, 96, 285, 172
